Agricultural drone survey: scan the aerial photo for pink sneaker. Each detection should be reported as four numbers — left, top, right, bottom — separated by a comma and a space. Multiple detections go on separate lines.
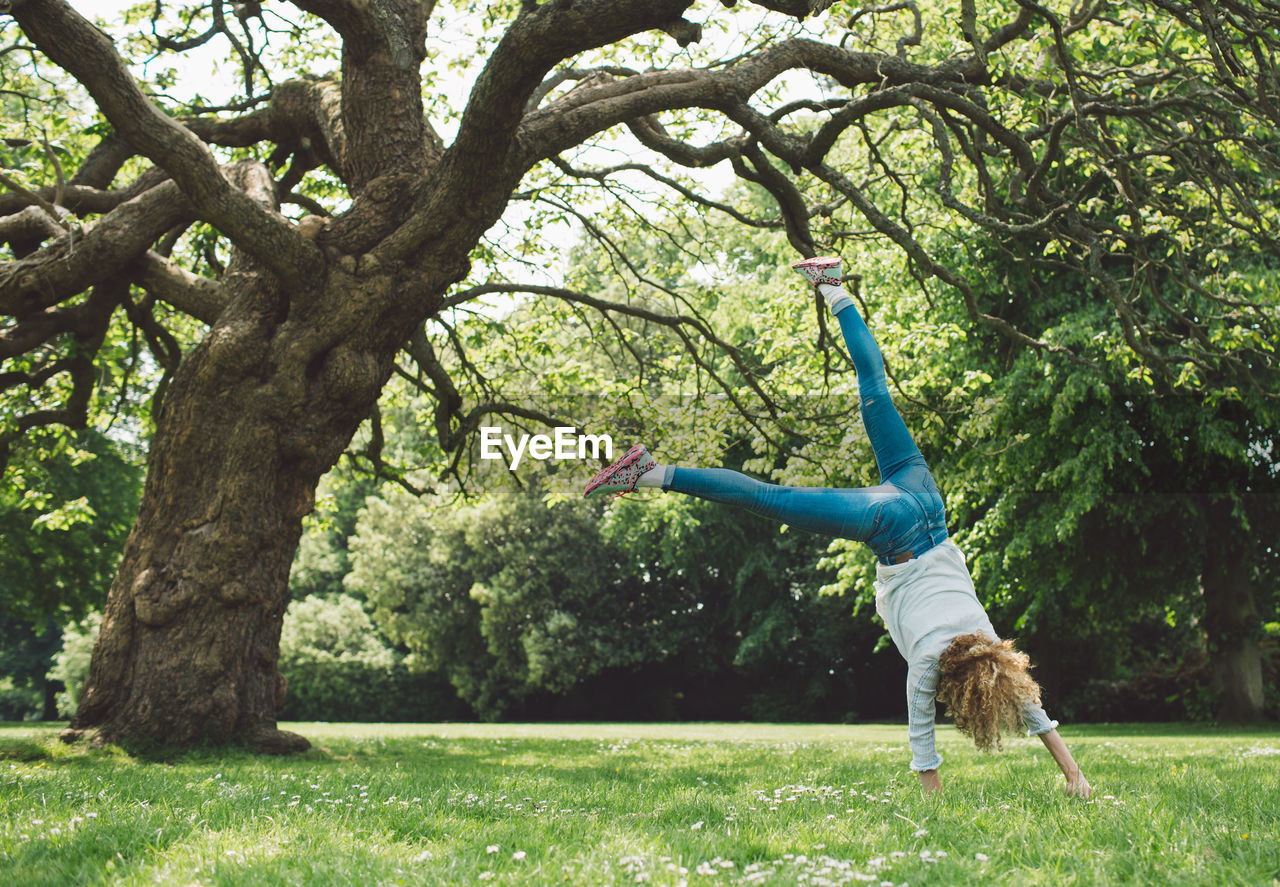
791, 256, 843, 288
583, 444, 657, 499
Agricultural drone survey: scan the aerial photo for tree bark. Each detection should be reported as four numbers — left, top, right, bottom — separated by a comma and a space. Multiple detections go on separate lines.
1201, 550, 1265, 722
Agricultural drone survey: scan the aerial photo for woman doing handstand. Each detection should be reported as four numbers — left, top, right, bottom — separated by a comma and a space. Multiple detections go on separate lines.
584, 257, 1091, 797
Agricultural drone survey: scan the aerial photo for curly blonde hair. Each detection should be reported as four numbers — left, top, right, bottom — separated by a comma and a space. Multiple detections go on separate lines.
936, 631, 1042, 753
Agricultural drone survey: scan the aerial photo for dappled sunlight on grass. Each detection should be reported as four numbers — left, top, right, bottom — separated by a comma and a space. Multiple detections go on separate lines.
2, 722, 1278, 885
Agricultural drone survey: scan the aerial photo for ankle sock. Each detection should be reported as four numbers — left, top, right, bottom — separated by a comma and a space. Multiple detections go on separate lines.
635, 465, 668, 488
818, 282, 853, 316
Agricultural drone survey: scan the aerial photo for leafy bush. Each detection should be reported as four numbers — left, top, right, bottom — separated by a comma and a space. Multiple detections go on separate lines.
47, 613, 100, 719
349, 485, 706, 720
1, 615, 63, 721
349, 473, 892, 723
277, 595, 468, 722
0, 677, 42, 722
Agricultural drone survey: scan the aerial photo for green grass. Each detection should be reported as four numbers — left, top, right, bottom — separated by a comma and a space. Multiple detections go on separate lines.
2, 722, 1278, 886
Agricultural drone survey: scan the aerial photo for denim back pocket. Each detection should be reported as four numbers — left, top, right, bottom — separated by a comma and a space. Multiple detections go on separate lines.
871, 496, 924, 554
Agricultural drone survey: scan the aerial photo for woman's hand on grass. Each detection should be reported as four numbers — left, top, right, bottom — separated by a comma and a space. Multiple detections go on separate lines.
1038, 729, 1092, 799
1065, 772, 1092, 799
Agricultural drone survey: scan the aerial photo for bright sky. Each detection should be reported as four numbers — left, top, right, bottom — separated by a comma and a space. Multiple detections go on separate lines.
85, 0, 306, 106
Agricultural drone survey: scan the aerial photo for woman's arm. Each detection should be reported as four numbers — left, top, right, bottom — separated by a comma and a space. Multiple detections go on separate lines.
906, 664, 945, 783
1038, 729, 1092, 797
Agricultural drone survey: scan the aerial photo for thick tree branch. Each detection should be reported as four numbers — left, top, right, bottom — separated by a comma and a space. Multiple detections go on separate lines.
984, 5, 1034, 52
0, 204, 63, 246
0, 78, 351, 217
131, 252, 228, 325
292, 0, 432, 190
749, 0, 835, 17
287, 0, 379, 47
517, 38, 984, 165
185, 78, 349, 178
1, 161, 264, 330
526, 65, 640, 113
734, 143, 816, 255
11, 0, 320, 285
375, 0, 703, 261
450, 0, 696, 166
0, 158, 182, 218
0, 180, 192, 318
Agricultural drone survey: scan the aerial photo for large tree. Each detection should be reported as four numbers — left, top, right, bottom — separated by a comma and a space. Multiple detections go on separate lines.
2, 0, 1276, 749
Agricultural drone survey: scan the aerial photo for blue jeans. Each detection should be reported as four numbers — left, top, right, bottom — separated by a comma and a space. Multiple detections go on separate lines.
664, 303, 948, 565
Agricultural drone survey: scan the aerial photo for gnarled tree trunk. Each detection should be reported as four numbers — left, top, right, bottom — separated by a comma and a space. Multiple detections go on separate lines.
66, 234, 460, 749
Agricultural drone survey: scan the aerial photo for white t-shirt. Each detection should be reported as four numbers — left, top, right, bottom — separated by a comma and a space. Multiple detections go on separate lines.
875, 540, 1058, 771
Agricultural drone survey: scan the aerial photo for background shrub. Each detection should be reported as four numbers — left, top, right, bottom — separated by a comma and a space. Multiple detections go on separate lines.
277, 595, 469, 722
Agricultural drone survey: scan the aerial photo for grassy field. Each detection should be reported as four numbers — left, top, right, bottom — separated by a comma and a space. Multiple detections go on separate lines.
2, 721, 1278, 886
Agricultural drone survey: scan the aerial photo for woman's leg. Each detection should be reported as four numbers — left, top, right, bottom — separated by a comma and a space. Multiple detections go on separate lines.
796, 259, 947, 551
821, 283, 924, 484
816, 274, 948, 547
662, 466, 891, 540
588, 451, 886, 542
